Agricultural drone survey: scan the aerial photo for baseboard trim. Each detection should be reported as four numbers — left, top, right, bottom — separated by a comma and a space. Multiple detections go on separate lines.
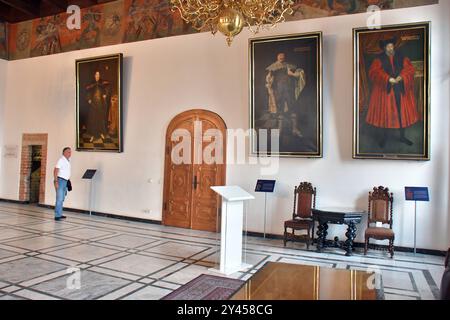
245, 230, 447, 257
36, 204, 162, 225
0, 198, 29, 205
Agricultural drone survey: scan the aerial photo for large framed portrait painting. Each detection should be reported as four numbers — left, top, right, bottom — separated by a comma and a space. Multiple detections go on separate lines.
353, 23, 430, 160
250, 33, 322, 158
76, 53, 123, 152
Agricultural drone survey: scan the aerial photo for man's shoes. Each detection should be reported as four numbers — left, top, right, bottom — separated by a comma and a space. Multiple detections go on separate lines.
400, 136, 414, 146
54, 217, 61, 221
61, 215, 67, 219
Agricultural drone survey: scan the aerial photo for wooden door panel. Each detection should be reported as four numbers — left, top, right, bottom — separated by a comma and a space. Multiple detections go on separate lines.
163, 117, 193, 229
165, 164, 192, 228
191, 118, 225, 232
191, 166, 221, 231
163, 110, 226, 232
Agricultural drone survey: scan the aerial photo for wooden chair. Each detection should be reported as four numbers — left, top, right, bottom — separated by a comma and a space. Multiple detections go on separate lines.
284, 182, 316, 250
364, 186, 395, 258
441, 248, 450, 300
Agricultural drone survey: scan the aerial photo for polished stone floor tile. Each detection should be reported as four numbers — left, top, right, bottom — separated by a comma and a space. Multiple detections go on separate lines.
88, 266, 141, 281
31, 270, 130, 300
13, 289, 59, 300
381, 270, 415, 291
0, 203, 445, 300
5, 236, 72, 251
149, 262, 189, 279
98, 234, 157, 248
0, 216, 44, 225
47, 244, 118, 263
99, 254, 176, 277
384, 293, 418, 300
0, 294, 26, 300
56, 228, 115, 240
0, 257, 67, 283
151, 280, 181, 290
162, 264, 225, 285
0, 248, 18, 260
20, 222, 79, 233
145, 241, 210, 258
122, 285, 171, 300
97, 283, 145, 300
0, 229, 34, 241
278, 257, 335, 268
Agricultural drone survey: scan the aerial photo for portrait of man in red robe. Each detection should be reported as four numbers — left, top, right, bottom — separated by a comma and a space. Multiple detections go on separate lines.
366, 38, 419, 148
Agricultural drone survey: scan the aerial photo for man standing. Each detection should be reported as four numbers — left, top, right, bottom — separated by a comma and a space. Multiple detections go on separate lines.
54, 147, 71, 221
366, 38, 419, 148
265, 52, 306, 137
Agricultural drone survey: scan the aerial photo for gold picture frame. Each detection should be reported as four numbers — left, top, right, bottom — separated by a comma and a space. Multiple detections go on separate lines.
249, 32, 323, 158
353, 22, 430, 160
76, 53, 123, 152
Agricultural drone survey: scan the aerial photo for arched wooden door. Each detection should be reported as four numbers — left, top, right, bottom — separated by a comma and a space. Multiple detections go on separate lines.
162, 109, 226, 232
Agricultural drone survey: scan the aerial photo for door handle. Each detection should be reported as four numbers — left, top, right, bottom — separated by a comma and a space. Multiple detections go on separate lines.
193, 176, 198, 190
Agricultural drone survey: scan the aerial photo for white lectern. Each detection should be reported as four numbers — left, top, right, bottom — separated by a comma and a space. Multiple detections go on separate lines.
210, 186, 255, 275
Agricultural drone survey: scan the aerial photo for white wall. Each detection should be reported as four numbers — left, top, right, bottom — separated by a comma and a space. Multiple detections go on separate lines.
0, 59, 7, 196
1, 3, 449, 250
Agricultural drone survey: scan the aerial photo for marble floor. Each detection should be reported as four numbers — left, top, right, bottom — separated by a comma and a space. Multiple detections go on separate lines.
0, 203, 445, 300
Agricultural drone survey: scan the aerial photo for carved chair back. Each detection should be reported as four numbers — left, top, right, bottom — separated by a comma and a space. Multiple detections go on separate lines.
368, 186, 394, 228
293, 182, 316, 220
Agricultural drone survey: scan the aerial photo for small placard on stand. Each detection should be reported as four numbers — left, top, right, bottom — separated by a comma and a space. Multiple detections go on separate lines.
405, 187, 429, 255
255, 180, 276, 238
83, 169, 97, 215
82, 169, 97, 180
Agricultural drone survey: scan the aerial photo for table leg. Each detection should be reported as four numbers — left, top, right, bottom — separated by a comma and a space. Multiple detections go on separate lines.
316, 222, 328, 252
344, 221, 357, 256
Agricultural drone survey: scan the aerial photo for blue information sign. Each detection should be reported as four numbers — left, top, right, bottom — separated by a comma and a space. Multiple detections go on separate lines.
255, 180, 276, 193
405, 187, 429, 202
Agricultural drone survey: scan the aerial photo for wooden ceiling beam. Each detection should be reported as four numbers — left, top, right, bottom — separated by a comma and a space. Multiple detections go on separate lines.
44, 0, 68, 10
0, 0, 41, 18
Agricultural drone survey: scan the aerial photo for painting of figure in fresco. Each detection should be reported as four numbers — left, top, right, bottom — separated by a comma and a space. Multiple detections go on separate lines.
76, 54, 123, 152
123, 0, 175, 42
31, 16, 63, 57
5, 0, 438, 60
290, 0, 394, 17
353, 22, 430, 160
0, 22, 7, 59
78, 10, 102, 49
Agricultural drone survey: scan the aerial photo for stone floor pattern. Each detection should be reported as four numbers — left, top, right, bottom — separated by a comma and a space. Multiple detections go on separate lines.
0, 203, 445, 300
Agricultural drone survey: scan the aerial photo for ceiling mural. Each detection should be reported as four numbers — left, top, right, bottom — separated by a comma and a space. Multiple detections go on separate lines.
5, 0, 438, 61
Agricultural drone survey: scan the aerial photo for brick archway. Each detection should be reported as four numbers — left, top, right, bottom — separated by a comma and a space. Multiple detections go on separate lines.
19, 134, 48, 203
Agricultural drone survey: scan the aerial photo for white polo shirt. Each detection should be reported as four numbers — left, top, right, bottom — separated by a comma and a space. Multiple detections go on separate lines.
56, 156, 71, 180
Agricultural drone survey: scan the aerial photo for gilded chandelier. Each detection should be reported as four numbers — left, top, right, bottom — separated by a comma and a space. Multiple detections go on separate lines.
170, 0, 294, 46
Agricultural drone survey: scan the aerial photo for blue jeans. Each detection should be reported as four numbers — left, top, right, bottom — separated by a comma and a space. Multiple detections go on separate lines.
55, 177, 68, 218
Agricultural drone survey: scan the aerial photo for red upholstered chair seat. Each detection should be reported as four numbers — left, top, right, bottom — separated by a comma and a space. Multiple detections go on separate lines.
365, 227, 395, 239
284, 218, 313, 229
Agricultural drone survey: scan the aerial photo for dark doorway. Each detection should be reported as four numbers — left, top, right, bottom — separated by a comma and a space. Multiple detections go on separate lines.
29, 145, 42, 204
